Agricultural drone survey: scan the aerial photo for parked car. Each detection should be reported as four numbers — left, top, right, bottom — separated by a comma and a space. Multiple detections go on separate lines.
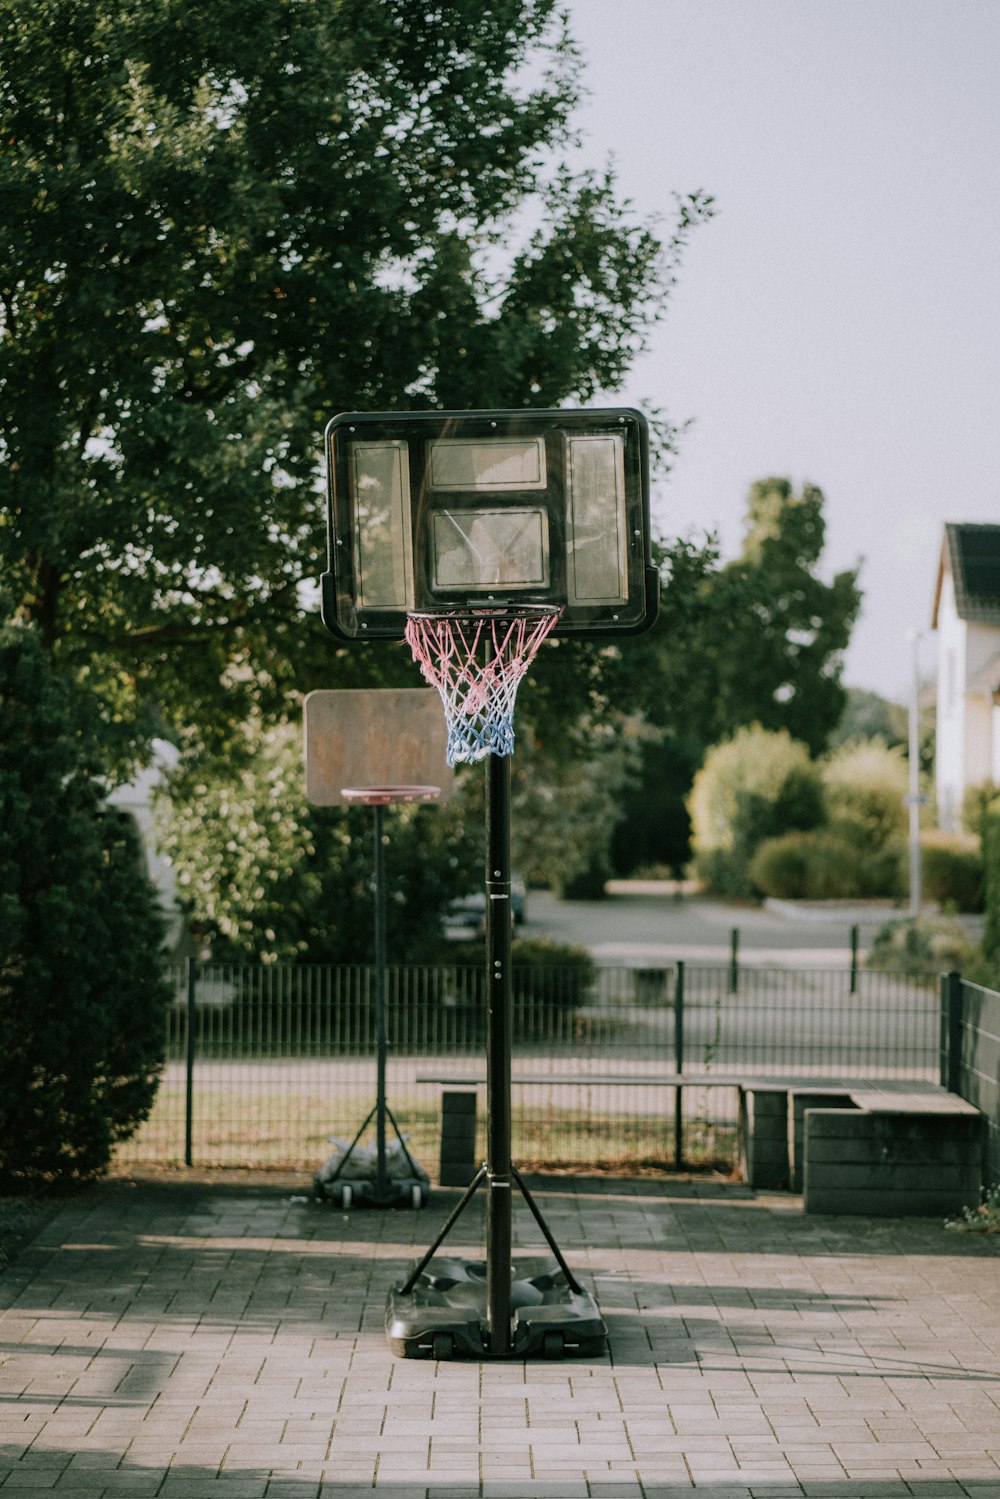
444, 875, 528, 936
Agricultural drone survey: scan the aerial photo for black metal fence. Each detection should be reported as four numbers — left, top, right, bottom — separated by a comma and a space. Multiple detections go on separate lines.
113, 959, 942, 1177
947, 975, 1000, 1187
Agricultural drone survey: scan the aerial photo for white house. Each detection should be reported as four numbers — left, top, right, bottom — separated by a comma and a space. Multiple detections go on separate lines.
107, 738, 187, 953
932, 522, 1000, 830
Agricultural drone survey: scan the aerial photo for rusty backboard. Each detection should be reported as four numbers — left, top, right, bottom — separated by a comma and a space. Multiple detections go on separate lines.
303, 688, 454, 806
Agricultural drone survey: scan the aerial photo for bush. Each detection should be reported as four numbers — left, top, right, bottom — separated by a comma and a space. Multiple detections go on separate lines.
867, 914, 979, 975
689, 726, 824, 898
0, 618, 172, 1187
748, 831, 812, 899
962, 781, 1000, 837
917, 832, 983, 912
751, 829, 905, 901
983, 799, 1000, 974
445, 936, 595, 1038
821, 737, 910, 847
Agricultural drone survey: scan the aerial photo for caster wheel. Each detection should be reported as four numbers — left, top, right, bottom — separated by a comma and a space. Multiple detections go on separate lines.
338, 1183, 353, 1209
410, 1184, 424, 1208
431, 1332, 453, 1361
542, 1331, 564, 1358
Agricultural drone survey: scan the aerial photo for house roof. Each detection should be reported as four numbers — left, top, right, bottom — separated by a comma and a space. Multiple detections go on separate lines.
933, 522, 1000, 627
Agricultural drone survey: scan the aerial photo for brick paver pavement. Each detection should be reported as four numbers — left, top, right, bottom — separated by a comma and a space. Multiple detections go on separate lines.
2, 1170, 1000, 1498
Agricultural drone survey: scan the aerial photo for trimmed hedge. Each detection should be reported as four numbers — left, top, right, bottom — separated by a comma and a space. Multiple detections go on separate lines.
750, 829, 904, 901
917, 831, 983, 913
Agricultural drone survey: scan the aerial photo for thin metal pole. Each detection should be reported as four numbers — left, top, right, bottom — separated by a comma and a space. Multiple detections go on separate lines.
485, 751, 513, 1355
908, 630, 923, 915
184, 958, 197, 1167
373, 803, 388, 1199
849, 925, 859, 995
674, 960, 685, 1170
941, 970, 964, 1094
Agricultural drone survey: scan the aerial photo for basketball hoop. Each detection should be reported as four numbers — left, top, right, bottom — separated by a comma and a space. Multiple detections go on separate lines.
341, 785, 441, 806
404, 605, 561, 766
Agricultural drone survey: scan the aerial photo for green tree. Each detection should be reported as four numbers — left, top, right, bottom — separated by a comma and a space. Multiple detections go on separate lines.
679, 479, 861, 757
0, 612, 171, 1186
982, 799, 1000, 981
156, 719, 482, 963
598, 491, 860, 877
0, 0, 711, 772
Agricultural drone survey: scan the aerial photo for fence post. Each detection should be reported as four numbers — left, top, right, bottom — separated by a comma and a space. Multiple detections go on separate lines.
674, 960, 685, 1170
940, 970, 963, 1094
185, 958, 198, 1167
849, 925, 859, 995
729, 929, 739, 994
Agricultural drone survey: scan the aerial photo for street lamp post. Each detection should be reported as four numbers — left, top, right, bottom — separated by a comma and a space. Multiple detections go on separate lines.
908, 631, 923, 918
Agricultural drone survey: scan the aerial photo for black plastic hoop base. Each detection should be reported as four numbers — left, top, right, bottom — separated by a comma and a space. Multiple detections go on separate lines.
385, 1255, 607, 1360
314, 1173, 428, 1210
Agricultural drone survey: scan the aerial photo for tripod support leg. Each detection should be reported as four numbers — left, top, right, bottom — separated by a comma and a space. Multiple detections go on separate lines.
510, 1164, 584, 1295
398, 1167, 487, 1295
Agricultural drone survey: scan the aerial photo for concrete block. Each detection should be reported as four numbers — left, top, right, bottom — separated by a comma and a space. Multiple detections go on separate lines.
738, 1087, 789, 1189
790, 1092, 856, 1192
438, 1090, 478, 1187
804, 1106, 983, 1216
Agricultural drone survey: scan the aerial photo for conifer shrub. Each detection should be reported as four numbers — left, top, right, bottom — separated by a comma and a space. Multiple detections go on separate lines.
0, 616, 172, 1187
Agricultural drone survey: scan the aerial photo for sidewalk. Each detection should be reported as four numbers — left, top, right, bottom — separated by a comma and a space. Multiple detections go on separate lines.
2, 1169, 1000, 1498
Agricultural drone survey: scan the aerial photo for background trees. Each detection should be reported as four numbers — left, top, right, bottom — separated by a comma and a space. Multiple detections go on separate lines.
604, 480, 861, 879
156, 719, 482, 964
1, 0, 709, 773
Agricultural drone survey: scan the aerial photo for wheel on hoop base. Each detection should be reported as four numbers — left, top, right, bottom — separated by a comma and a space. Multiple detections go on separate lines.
431, 1332, 454, 1361
410, 1183, 425, 1208
337, 1182, 353, 1210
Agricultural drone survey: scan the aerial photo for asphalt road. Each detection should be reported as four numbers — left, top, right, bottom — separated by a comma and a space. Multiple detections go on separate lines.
519, 882, 902, 967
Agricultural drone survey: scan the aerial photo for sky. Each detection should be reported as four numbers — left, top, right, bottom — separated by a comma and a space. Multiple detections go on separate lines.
562, 0, 1000, 703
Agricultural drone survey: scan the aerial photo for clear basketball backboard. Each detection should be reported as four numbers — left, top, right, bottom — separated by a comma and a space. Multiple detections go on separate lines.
320, 407, 657, 640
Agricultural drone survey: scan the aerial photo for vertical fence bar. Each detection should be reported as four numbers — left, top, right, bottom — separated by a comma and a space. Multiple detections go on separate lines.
729, 929, 739, 994
849, 925, 859, 995
941, 969, 964, 1094
674, 960, 685, 1170
184, 958, 197, 1167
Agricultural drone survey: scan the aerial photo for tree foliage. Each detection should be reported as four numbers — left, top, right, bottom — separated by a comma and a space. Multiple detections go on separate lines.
599, 481, 861, 879
0, 0, 710, 773
0, 612, 171, 1186
674, 479, 861, 757
156, 719, 482, 963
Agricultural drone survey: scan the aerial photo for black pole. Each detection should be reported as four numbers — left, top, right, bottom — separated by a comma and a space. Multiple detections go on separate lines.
729, 928, 739, 993
941, 969, 964, 1094
485, 751, 513, 1355
184, 958, 197, 1167
674, 960, 685, 1171
849, 924, 859, 994
373, 803, 388, 1198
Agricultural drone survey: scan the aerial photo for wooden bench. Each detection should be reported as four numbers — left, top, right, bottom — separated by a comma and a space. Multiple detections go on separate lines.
417, 1072, 984, 1216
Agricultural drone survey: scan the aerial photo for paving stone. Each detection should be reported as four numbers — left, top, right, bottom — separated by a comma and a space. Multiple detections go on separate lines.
5, 1175, 1000, 1497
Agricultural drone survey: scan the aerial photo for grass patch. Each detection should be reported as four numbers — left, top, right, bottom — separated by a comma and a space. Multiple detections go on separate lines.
115, 1083, 739, 1176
